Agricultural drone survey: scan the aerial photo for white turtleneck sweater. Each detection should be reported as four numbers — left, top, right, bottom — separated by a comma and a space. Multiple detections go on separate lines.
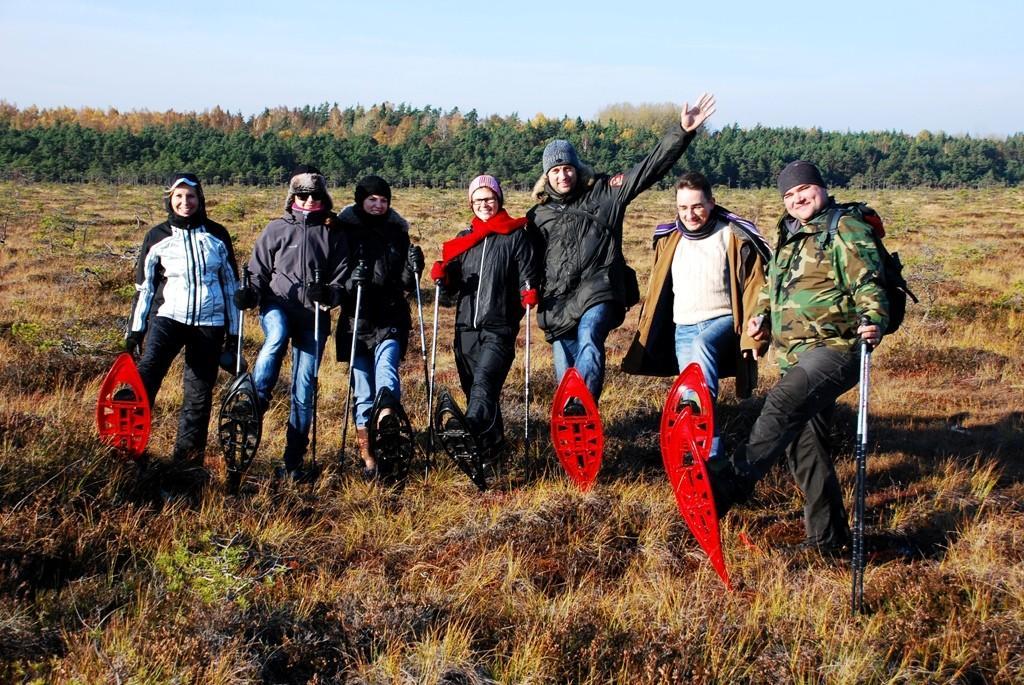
671, 224, 732, 325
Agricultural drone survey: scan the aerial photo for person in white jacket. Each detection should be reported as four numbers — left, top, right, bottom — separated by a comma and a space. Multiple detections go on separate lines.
125, 172, 240, 463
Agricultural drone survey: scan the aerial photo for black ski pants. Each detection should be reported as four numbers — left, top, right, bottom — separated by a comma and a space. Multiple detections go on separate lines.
454, 328, 517, 449
735, 344, 859, 546
137, 316, 224, 460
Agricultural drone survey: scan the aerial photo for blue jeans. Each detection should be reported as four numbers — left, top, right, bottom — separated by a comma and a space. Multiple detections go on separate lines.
351, 338, 401, 428
552, 302, 617, 403
252, 304, 328, 467
674, 314, 737, 459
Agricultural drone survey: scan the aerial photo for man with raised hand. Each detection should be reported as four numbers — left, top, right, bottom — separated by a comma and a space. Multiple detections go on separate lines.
526, 93, 716, 409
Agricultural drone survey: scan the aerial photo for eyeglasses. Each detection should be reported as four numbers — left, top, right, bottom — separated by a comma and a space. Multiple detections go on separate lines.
472, 198, 497, 207
295, 192, 319, 201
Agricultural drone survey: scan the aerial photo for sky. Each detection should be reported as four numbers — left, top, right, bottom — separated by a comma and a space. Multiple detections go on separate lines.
2, 0, 1022, 136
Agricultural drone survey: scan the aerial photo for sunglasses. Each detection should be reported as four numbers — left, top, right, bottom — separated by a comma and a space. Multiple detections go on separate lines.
295, 192, 321, 201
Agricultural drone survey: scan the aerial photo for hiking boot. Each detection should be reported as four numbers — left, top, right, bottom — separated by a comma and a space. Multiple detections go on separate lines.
680, 399, 701, 415
481, 435, 509, 462
356, 427, 376, 473
172, 448, 205, 467
274, 463, 309, 483
563, 398, 586, 417
707, 460, 754, 518
680, 388, 702, 415
113, 387, 137, 402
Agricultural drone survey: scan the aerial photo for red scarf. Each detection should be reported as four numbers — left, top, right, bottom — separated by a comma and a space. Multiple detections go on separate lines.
440, 209, 527, 266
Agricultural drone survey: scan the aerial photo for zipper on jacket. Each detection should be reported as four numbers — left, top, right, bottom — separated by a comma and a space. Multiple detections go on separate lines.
301, 213, 309, 309
184, 227, 201, 326
474, 236, 488, 328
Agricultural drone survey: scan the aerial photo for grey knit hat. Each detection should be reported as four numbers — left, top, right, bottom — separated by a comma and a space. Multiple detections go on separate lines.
542, 139, 581, 174
777, 160, 826, 196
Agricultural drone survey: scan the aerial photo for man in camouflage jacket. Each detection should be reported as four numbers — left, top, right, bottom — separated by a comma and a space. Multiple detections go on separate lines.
711, 160, 887, 552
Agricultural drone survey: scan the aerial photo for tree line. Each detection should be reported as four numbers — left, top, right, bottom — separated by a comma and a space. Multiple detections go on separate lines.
0, 102, 1020, 188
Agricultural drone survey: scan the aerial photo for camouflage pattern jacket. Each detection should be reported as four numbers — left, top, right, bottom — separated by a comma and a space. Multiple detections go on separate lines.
758, 200, 889, 371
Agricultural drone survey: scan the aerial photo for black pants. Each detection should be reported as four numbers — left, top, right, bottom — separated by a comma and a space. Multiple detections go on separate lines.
137, 316, 224, 459
454, 328, 517, 448
737, 345, 860, 545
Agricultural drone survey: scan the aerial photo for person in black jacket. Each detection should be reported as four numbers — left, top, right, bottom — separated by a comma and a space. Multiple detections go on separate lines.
336, 176, 424, 477
233, 165, 349, 480
430, 175, 539, 451
527, 93, 716, 407
125, 172, 239, 463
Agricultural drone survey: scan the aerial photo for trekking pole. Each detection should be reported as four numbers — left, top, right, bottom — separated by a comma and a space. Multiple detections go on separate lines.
523, 280, 532, 454
413, 274, 432, 452
852, 315, 872, 614
340, 261, 366, 462
427, 280, 441, 441
236, 267, 249, 376
310, 268, 322, 469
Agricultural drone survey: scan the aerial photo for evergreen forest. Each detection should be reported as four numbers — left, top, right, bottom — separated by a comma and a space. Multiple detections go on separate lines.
1, 101, 1020, 188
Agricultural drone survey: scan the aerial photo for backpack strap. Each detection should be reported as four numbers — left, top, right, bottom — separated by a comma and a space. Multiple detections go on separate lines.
817, 202, 861, 250
814, 205, 859, 297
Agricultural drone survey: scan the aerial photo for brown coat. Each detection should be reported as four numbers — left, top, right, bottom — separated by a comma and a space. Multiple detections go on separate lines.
620, 216, 769, 398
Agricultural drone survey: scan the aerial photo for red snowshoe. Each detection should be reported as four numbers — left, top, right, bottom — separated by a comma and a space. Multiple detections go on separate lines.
96, 352, 151, 461
550, 368, 602, 491
660, 363, 731, 589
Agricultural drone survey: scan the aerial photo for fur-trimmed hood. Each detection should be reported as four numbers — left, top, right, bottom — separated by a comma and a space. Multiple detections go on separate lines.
285, 171, 334, 213
531, 164, 596, 204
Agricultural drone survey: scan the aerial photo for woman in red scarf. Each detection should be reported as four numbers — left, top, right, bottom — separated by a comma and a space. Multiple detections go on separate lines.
430, 175, 540, 458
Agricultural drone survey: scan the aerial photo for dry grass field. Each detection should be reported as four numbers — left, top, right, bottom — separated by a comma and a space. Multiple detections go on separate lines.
0, 182, 1022, 683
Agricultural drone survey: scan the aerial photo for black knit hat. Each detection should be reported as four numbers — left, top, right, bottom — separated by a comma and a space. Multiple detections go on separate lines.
355, 175, 392, 206
777, 160, 826, 196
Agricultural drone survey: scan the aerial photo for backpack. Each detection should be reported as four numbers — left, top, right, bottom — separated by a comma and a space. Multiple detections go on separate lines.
820, 203, 918, 335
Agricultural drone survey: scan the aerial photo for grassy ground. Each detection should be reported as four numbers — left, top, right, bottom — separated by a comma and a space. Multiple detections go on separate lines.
0, 183, 1022, 683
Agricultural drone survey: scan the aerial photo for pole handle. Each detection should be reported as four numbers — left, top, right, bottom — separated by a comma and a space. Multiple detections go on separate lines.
858, 314, 873, 351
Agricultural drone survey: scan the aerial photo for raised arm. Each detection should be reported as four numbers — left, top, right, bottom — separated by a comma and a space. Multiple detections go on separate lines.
615, 92, 717, 205
680, 92, 716, 132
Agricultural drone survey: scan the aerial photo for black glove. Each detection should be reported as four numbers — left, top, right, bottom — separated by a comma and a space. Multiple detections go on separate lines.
124, 331, 143, 355
233, 287, 259, 310
350, 261, 371, 287
308, 282, 335, 305
220, 337, 248, 374
407, 244, 425, 275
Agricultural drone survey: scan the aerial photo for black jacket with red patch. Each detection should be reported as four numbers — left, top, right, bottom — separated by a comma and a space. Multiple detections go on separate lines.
526, 124, 696, 341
